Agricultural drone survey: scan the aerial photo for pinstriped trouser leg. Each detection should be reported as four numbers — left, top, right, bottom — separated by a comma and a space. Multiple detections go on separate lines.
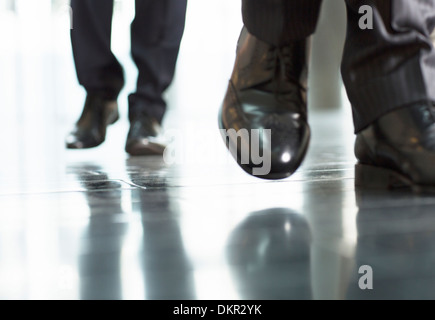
241, 0, 323, 45
241, 0, 435, 133
342, 0, 435, 132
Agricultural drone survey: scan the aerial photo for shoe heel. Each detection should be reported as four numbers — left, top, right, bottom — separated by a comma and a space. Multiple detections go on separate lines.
355, 163, 411, 190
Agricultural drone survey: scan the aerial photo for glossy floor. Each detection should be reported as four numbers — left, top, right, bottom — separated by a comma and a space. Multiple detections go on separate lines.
1, 0, 434, 300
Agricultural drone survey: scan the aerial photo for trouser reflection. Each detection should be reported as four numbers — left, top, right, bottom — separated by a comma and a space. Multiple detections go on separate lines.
73, 164, 195, 300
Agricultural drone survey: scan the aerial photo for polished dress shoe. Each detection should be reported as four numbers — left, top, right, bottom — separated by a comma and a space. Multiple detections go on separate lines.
219, 27, 311, 180
355, 102, 435, 191
125, 114, 166, 156
66, 93, 119, 149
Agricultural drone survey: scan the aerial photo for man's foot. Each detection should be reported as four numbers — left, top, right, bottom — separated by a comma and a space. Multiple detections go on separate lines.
125, 114, 166, 156
219, 27, 311, 180
355, 102, 435, 192
66, 93, 119, 149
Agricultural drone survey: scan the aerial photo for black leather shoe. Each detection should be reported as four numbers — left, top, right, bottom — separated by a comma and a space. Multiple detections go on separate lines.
219, 27, 311, 180
125, 115, 166, 156
66, 94, 119, 149
355, 102, 435, 192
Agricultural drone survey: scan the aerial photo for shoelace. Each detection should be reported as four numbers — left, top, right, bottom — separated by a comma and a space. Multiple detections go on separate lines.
265, 45, 307, 106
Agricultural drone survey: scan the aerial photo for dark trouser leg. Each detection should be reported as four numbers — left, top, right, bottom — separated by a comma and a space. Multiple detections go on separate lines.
342, 0, 435, 133
70, 0, 124, 99
129, 0, 187, 123
241, 0, 323, 45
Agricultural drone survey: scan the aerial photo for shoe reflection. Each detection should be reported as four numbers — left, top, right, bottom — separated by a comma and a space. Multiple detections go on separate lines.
127, 158, 196, 300
347, 188, 435, 299
226, 208, 312, 299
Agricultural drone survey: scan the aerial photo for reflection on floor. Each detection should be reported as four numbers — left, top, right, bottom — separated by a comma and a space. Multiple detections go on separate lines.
1, 0, 435, 300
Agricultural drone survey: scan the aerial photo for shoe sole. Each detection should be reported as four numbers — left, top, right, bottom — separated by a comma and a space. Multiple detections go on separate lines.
354, 163, 435, 193
125, 140, 166, 156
